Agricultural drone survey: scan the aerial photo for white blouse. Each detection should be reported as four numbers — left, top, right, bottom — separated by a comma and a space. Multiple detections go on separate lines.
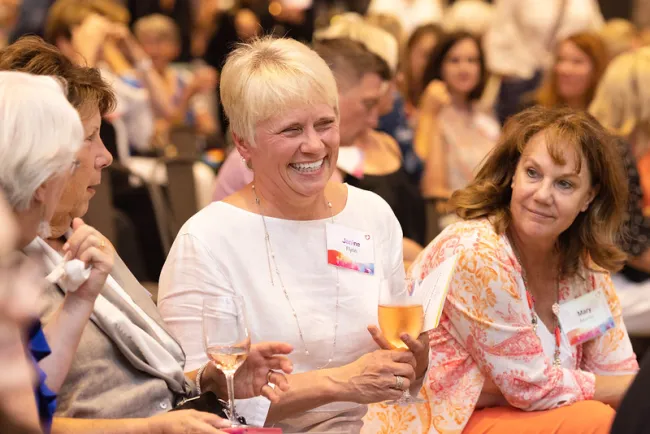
484, 0, 603, 79
157, 185, 405, 426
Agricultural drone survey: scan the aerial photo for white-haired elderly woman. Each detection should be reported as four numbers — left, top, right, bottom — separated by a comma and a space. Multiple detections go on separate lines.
158, 37, 430, 433
0, 70, 114, 432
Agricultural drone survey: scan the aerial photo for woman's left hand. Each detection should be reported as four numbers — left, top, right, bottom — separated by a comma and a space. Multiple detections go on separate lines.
368, 325, 429, 378
62, 218, 114, 303
203, 342, 294, 403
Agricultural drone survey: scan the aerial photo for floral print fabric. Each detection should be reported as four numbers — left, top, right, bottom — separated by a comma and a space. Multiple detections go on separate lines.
362, 218, 638, 433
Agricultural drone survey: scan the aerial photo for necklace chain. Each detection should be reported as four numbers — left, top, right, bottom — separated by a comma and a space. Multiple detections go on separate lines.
507, 231, 562, 367
252, 184, 340, 369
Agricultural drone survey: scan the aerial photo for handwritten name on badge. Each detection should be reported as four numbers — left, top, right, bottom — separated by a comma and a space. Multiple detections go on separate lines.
326, 223, 375, 275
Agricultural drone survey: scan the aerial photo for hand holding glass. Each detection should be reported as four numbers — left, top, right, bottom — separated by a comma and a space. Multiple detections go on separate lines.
202, 295, 251, 426
378, 278, 425, 405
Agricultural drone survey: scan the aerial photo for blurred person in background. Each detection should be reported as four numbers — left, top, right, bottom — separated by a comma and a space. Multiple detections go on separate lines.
0, 70, 100, 433
531, 32, 609, 112
364, 13, 423, 185
1, 36, 294, 434
8, 0, 53, 43
366, 0, 441, 37
442, 0, 494, 38
599, 18, 641, 61
485, 0, 604, 124
399, 23, 443, 118
46, 0, 216, 209
0, 190, 42, 434
589, 47, 650, 339
126, 0, 194, 62
415, 31, 500, 228
316, 15, 426, 251
0, 0, 19, 47
134, 14, 219, 143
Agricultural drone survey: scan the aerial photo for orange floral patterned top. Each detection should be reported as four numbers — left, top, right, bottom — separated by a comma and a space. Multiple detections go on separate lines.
362, 218, 639, 434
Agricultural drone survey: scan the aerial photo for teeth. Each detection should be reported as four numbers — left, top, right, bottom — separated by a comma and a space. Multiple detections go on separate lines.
290, 159, 324, 172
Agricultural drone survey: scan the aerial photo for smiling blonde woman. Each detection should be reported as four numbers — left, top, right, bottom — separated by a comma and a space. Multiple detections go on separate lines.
158, 37, 430, 433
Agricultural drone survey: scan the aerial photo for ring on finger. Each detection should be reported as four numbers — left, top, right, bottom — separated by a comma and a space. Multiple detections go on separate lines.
99, 239, 106, 250
394, 375, 405, 391
267, 370, 274, 384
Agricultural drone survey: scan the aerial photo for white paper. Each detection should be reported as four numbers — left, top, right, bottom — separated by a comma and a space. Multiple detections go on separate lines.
418, 254, 459, 331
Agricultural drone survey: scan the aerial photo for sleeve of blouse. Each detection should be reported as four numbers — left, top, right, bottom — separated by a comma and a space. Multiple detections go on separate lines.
158, 232, 233, 371
580, 271, 639, 375
443, 243, 596, 411
157, 232, 271, 427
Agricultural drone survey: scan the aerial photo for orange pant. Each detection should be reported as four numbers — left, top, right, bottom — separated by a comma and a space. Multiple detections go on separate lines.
464, 401, 615, 434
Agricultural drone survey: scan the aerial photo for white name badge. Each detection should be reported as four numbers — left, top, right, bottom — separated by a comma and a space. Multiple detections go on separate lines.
326, 223, 375, 275
557, 289, 615, 346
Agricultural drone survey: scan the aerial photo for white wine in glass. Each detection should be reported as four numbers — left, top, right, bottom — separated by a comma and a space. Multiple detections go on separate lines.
202, 295, 251, 426
378, 278, 426, 405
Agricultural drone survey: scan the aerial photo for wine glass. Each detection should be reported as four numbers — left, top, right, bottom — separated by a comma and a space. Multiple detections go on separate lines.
202, 295, 251, 426
378, 278, 426, 405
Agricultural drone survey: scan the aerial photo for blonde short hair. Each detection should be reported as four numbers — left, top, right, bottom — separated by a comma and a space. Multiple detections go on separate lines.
589, 47, 650, 153
134, 13, 180, 44
220, 37, 339, 145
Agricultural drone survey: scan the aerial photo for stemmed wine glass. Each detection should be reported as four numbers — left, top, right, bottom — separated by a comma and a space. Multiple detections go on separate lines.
202, 295, 251, 426
378, 278, 426, 405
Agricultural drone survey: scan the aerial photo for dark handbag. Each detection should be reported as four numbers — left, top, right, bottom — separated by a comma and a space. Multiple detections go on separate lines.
172, 392, 247, 425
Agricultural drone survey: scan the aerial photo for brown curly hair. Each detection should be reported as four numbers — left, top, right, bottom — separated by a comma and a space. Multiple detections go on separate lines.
451, 106, 628, 276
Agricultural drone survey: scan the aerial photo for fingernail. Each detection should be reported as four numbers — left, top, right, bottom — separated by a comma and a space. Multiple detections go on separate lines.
63, 243, 69, 251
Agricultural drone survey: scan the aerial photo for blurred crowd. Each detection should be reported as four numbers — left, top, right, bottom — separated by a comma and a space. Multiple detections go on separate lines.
6, 0, 650, 433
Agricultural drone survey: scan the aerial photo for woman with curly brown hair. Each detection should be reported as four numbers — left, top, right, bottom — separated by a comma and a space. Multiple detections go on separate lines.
410, 106, 638, 433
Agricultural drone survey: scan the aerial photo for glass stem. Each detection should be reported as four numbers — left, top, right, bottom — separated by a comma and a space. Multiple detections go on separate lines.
225, 372, 237, 423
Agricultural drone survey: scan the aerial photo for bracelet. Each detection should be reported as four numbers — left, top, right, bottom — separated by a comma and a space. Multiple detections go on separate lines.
195, 361, 209, 395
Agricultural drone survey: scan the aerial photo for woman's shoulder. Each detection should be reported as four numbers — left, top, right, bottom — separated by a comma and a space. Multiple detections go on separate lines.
178, 200, 253, 240
345, 184, 396, 215
438, 218, 500, 245
418, 219, 504, 264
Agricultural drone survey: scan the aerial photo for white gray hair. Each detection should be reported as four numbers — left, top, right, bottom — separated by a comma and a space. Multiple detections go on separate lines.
0, 71, 83, 211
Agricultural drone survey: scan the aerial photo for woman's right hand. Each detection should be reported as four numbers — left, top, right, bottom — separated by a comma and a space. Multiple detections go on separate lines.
62, 218, 114, 304
420, 80, 451, 115
147, 410, 231, 434
332, 349, 417, 404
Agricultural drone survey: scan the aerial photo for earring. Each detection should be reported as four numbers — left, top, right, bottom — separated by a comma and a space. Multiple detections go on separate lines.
241, 157, 247, 164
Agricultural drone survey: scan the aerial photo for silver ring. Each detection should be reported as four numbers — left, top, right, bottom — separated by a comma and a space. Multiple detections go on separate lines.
267, 370, 274, 384
394, 375, 405, 390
